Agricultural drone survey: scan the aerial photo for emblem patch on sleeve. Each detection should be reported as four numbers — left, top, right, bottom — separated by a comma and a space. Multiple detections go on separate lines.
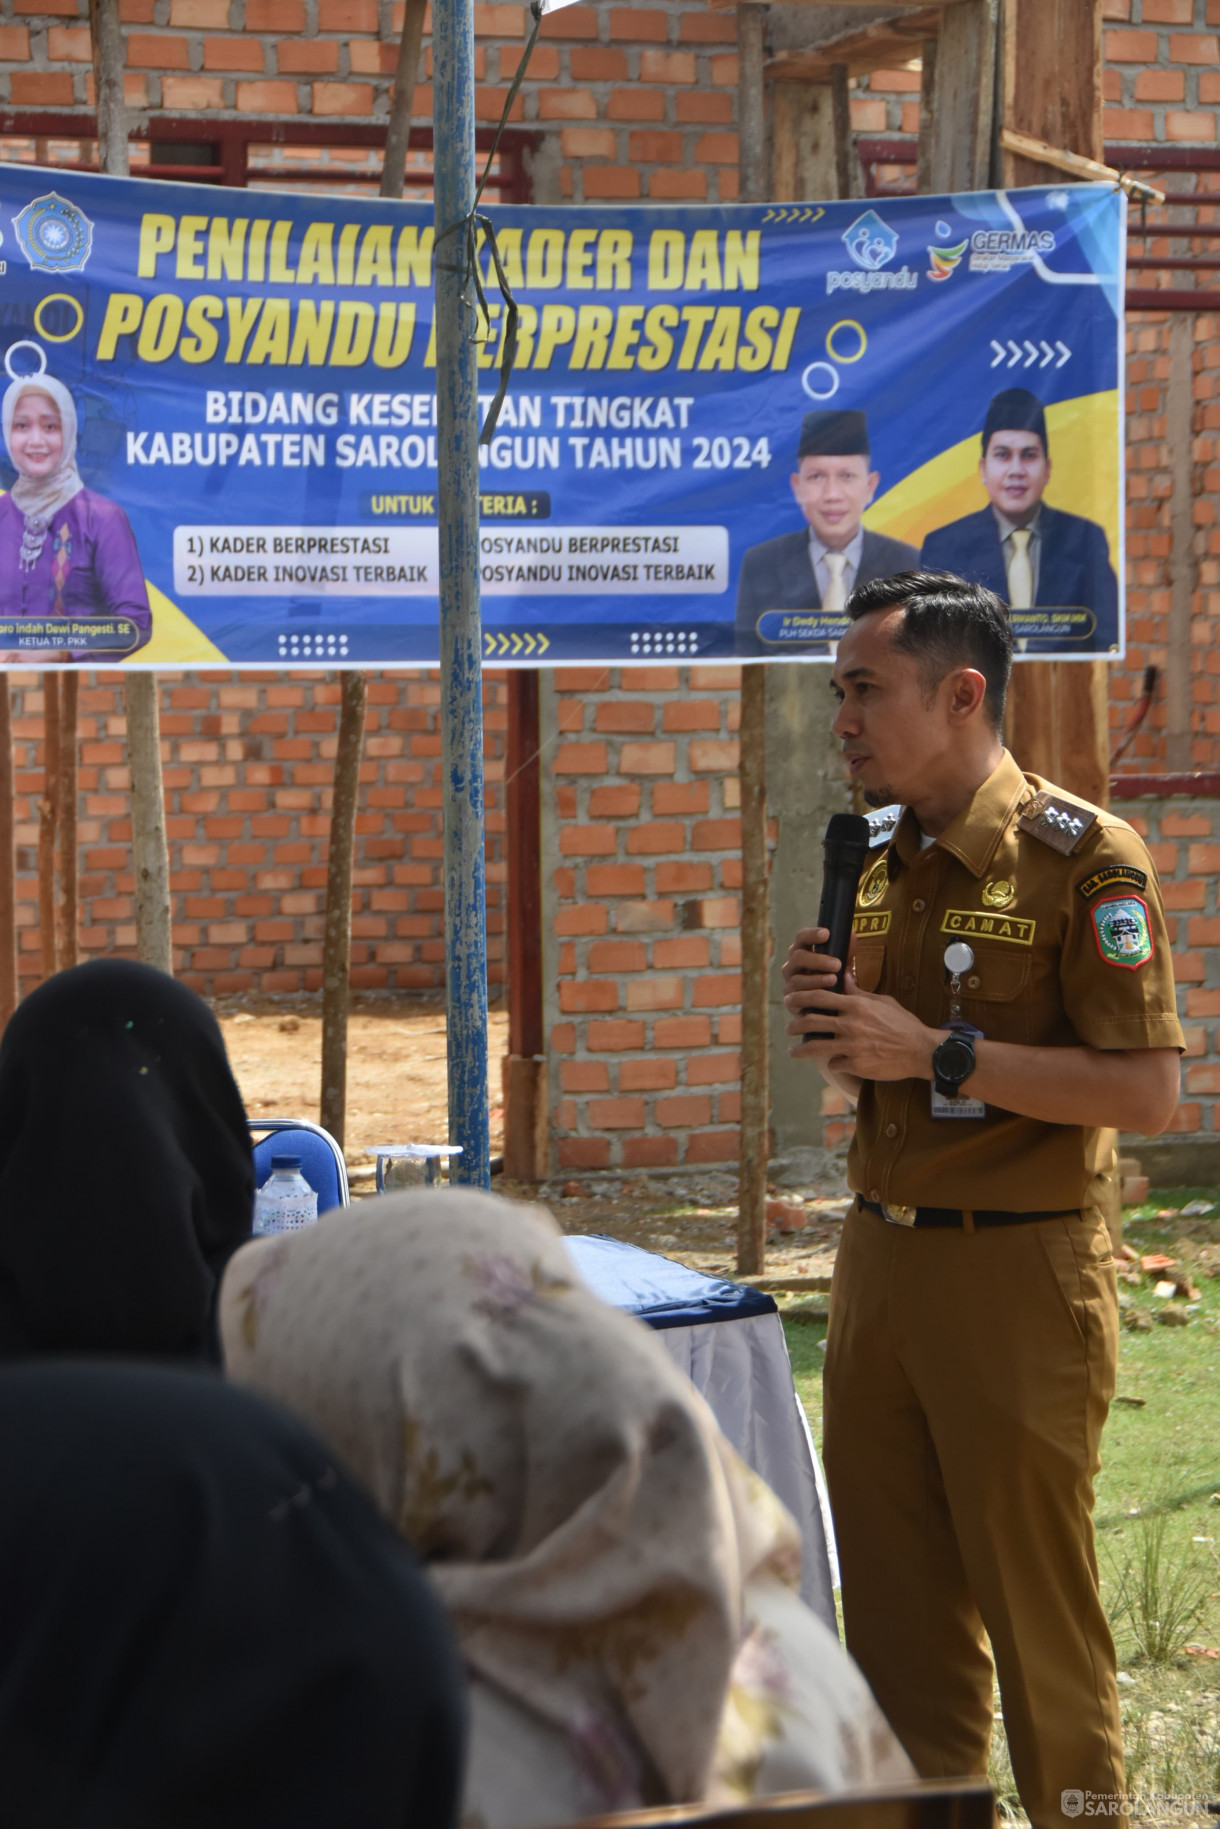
1091, 895, 1153, 969
1076, 863, 1149, 901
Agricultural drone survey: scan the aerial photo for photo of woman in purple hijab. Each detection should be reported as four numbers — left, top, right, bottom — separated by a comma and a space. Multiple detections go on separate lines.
0, 370, 151, 657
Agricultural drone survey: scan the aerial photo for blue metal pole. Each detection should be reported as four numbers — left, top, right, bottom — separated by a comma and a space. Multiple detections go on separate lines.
433, 0, 490, 1188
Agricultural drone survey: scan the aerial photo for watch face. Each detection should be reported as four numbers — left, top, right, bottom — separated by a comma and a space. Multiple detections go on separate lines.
935, 1036, 974, 1081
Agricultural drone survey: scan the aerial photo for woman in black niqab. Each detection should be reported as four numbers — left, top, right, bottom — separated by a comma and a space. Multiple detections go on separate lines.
0, 959, 254, 1359
0, 1361, 467, 1829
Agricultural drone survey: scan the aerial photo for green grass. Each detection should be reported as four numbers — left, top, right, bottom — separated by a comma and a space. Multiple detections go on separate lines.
782, 1190, 1220, 1826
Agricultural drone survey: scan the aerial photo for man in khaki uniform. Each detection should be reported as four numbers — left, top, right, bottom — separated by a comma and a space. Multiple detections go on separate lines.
783, 572, 1182, 1829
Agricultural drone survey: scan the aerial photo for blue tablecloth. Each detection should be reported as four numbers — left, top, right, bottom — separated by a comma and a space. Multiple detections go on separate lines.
565, 1233, 778, 1330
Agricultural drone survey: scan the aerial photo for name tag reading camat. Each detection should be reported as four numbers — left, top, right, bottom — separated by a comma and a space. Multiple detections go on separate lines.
940, 910, 1036, 946
852, 910, 891, 937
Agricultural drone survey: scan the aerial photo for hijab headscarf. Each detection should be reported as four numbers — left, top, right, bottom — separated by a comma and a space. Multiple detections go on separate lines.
2, 374, 85, 570
0, 1360, 467, 1829
0, 960, 254, 1360
220, 1192, 912, 1827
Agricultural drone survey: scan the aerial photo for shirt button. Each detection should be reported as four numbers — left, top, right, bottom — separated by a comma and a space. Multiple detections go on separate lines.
870, 1188, 881, 1201
912, 898, 926, 913
968, 975, 980, 989
903, 974, 916, 991
885, 1123, 899, 1139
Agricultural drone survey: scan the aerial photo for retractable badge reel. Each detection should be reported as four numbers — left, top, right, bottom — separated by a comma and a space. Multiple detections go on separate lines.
930, 941, 987, 1119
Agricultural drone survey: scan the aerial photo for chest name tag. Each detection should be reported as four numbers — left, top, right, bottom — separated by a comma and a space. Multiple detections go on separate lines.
940, 910, 1036, 946
853, 909, 891, 937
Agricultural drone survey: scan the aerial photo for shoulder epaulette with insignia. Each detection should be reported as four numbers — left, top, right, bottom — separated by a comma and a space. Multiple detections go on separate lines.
866, 804, 901, 848
1017, 790, 1099, 857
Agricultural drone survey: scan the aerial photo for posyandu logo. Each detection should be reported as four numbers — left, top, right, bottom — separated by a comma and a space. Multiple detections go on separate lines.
827, 208, 916, 296
841, 209, 898, 272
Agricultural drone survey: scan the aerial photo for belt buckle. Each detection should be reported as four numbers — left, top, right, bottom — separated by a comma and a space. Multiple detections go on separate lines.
881, 1203, 917, 1227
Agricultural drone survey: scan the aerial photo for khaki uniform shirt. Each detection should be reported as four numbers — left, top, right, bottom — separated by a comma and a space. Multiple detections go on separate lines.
848, 749, 1183, 1212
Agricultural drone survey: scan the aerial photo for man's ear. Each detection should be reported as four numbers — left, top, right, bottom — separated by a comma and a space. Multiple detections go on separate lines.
949, 667, 989, 721
864, 469, 880, 507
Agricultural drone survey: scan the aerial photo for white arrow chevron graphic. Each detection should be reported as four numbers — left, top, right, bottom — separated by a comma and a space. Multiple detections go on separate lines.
990, 340, 1006, 367
1023, 340, 1038, 366
1039, 340, 1054, 367
1055, 341, 1071, 367
1007, 340, 1022, 367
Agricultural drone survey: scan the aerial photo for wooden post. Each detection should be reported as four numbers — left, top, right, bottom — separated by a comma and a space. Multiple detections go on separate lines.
1166, 314, 1195, 772
921, 0, 996, 194
737, 0, 770, 1274
89, 0, 174, 969
772, 70, 853, 202
503, 670, 546, 1179
380, 0, 427, 202
37, 673, 59, 982
1000, 0, 1110, 808
830, 63, 856, 201
0, 676, 16, 1030
57, 670, 79, 969
915, 35, 938, 193
320, 670, 367, 1146
126, 677, 173, 972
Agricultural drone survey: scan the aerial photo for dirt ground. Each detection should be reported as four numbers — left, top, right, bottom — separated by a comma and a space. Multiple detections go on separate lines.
218, 997, 848, 1275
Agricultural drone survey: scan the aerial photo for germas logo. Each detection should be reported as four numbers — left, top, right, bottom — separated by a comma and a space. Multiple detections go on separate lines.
827, 209, 917, 297
927, 219, 967, 283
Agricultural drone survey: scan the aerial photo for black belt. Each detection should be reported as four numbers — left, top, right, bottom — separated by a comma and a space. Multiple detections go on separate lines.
859, 1198, 1074, 1229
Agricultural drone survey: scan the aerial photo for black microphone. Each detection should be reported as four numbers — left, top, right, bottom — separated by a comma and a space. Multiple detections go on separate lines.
807, 812, 872, 1040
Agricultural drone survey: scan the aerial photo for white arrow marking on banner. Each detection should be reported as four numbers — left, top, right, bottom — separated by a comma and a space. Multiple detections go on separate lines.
990, 340, 1006, 367
1055, 341, 1071, 367
1039, 340, 1055, 367
1007, 341, 1023, 367
1023, 340, 1039, 366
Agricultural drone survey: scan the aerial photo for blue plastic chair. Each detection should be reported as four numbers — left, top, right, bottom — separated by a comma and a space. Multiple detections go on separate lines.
249, 1119, 350, 1216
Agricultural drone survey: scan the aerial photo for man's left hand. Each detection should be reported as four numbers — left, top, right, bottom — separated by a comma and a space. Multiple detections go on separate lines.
785, 978, 938, 1082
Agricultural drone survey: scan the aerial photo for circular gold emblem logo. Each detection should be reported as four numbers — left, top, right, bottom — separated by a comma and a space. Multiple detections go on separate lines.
981, 878, 1015, 909
859, 860, 888, 908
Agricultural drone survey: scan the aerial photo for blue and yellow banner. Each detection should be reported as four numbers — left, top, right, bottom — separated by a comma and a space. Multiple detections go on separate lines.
0, 171, 1124, 667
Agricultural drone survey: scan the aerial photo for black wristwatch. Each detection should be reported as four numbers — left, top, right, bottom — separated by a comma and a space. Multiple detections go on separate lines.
931, 1031, 976, 1099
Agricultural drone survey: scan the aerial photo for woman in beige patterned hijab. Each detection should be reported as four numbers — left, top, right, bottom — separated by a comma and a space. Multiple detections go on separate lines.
219, 1192, 911, 1827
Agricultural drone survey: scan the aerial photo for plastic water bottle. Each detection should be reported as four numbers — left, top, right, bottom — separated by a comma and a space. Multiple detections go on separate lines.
253, 1155, 318, 1235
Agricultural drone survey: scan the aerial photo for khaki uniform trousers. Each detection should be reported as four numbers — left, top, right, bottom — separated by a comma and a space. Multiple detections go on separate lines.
822, 1201, 1123, 1829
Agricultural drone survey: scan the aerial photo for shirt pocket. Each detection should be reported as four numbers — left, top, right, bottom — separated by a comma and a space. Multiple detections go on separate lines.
852, 940, 885, 993
958, 948, 1030, 1042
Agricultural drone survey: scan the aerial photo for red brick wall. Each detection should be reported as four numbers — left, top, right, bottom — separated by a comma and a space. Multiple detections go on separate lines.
547, 664, 746, 1170
12, 669, 507, 997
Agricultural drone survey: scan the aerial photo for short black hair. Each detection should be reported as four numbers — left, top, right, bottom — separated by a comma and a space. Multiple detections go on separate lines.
845, 570, 1013, 728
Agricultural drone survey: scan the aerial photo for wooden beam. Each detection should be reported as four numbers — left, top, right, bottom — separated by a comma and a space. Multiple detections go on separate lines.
768, 10, 936, 85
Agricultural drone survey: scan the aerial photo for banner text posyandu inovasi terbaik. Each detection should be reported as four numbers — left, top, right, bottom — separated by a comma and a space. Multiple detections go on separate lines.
0, 170, 1123, 668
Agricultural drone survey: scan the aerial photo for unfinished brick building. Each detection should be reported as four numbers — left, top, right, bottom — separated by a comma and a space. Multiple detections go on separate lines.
1, 0, 1219, 1178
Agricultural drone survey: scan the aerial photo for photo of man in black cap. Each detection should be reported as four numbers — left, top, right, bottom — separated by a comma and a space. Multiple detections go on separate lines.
734, 409, 919, 653
919, 386, 1119, 651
